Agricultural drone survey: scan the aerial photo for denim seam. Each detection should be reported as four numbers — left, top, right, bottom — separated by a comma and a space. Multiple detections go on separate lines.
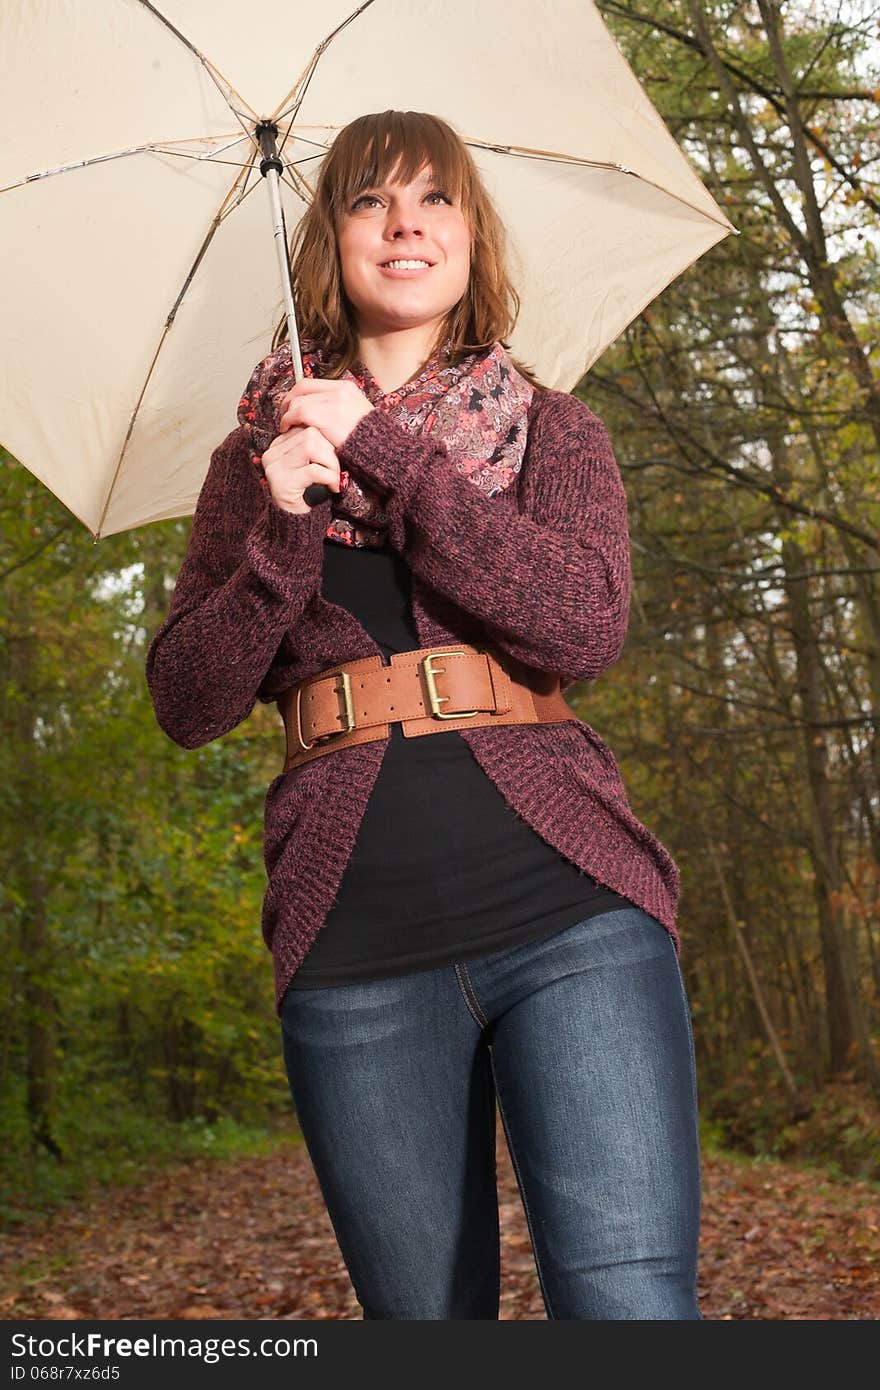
669, 941, 704, 1315
677, 961, 700, 1114
489, 1047, 558, 1320
453, 961, 490, 1029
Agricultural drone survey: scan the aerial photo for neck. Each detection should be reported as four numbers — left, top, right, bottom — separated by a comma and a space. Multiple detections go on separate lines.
355, 320, 446, 395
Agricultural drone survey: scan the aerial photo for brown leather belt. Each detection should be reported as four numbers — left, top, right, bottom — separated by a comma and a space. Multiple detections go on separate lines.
277, 643, 574, 774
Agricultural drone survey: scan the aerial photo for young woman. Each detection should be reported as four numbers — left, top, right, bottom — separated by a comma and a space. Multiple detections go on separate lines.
146, 110, 702, 1320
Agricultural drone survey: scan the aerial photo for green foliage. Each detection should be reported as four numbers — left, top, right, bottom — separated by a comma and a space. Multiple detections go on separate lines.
704, 1057, 880, 1182
0, 1079, 304, 1227
0, 453, 298, 1221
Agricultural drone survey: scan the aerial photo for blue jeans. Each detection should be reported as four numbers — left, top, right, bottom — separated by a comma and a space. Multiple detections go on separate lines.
279, 905, 702, 1320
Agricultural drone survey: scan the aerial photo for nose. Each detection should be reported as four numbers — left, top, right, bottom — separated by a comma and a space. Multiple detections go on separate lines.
385, 194, 425, 242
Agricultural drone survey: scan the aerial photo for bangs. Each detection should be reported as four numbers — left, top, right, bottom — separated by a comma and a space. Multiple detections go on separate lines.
326, 111, 472, 216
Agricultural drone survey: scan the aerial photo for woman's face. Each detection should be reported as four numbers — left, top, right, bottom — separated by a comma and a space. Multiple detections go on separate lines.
335, 162, 471, 342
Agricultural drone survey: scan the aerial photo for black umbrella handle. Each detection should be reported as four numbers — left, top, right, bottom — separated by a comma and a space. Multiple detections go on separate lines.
303, 483, 332, 506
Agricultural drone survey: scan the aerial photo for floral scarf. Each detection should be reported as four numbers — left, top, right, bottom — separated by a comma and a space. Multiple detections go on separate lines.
238, 336, 534, 549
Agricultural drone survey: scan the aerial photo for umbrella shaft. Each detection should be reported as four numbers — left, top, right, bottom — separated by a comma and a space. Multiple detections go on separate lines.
257, 122, 303, 384
265, 169, 303, 383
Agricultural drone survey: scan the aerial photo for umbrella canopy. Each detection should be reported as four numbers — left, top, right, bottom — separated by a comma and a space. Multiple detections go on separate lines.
0, 0, 735, 539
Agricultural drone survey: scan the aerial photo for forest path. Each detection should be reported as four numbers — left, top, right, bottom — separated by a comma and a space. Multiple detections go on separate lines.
2, 1136, 877, 1320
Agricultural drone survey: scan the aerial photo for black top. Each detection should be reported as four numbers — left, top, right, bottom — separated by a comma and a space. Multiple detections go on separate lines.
287, 538, 633, 988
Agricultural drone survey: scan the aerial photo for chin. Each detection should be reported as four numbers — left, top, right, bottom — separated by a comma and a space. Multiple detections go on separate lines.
369, 306, 451, 333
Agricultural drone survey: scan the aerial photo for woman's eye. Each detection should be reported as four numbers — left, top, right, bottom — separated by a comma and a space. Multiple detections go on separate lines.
350, 190, 452, 210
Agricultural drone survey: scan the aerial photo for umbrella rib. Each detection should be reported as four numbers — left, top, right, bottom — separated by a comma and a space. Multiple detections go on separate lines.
140, 132, 259, 174
1, 134, 257, 194
1, 134, 327, 195
276, 133, 336, 155
279, 157, 319, 205
148, 150, 259, 170
461, 137, 736, 232
271, 0, 378, 143
133, 0, 258, 137
215, 164, 290, 221
94, 159, 252, 539
160, 133, 252, 158
274, 132, 328, 202
212, 152, 317, 214
155, 133, 254, 168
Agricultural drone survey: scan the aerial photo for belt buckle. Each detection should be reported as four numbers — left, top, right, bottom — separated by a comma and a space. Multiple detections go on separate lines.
421, 651, 479, 721
295, 671, 355, 751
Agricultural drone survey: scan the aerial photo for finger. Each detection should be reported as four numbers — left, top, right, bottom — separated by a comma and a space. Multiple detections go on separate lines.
287, 377, 370, 405
267, 422, 305, 449
262, 425, 307, 465
277, 399, 297, 431
279, 399, 325, 433
290, 377, 369, 407
283, 425, 338, 468
275, 379, 323, 426
277, 389, 301, 427
306, 428, 340, 469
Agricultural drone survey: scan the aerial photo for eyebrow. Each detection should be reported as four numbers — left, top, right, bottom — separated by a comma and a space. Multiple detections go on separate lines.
359, 171, 443, 193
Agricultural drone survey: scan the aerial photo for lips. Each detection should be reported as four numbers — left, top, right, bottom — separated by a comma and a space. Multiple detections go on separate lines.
378, 257, 435, 268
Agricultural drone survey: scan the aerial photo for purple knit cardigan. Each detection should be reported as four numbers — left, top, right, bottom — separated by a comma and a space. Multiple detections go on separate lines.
146, 370, 682, 1015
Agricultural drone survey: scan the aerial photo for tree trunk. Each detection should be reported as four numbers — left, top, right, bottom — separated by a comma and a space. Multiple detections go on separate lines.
782, 534, 878, 1086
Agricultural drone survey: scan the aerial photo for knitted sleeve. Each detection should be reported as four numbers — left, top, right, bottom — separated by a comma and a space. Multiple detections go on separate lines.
338, 389, 632, 683
145, 423, 327, 749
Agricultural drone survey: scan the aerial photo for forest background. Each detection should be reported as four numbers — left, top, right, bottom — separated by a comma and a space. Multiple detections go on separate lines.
2, 0, 879, 1221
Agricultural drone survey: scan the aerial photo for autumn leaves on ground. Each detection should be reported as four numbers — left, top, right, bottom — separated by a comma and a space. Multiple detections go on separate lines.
1, 1130, 878, 1321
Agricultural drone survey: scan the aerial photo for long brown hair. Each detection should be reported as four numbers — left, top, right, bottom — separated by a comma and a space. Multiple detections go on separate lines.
271, 110, 544, 389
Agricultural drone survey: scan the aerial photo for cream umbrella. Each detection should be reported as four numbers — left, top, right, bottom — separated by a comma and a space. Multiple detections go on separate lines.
0, 0, 735, 539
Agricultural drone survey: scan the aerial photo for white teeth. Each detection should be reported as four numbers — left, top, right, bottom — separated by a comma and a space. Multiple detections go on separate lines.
383, 259, 430, 270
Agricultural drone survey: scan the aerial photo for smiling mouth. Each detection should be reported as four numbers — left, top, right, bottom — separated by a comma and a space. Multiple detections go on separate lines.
379, 258, 434, 271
